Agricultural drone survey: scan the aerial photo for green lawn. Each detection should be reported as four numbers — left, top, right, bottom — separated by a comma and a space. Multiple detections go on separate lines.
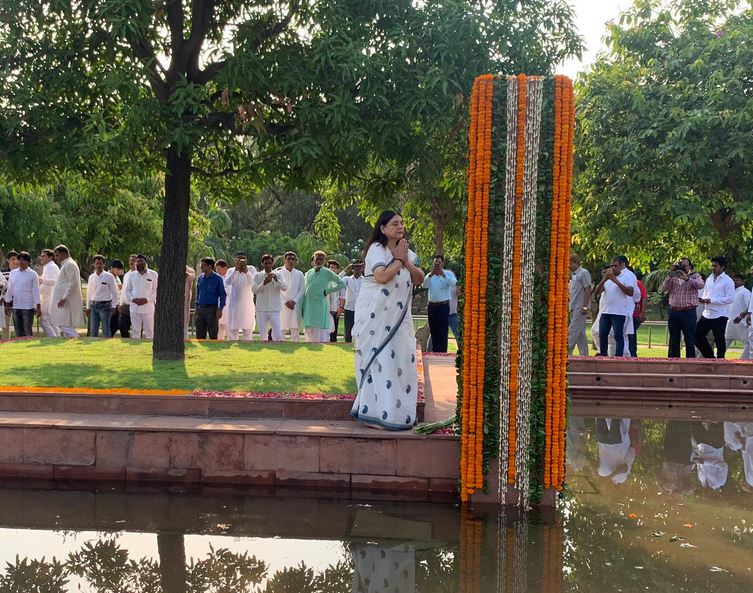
0, 339, 358, 394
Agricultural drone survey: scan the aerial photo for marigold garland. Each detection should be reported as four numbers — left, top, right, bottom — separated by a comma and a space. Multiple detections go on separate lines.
459, 507, 483, 593
460, 74, 494, 501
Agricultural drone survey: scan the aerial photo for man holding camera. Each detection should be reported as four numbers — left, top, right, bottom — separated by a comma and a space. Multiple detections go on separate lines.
695, 256, 735, 358
594, 256, 637, 357
422, 254, 457, 353
660, 258, 705, 358
253, 254, 288, 342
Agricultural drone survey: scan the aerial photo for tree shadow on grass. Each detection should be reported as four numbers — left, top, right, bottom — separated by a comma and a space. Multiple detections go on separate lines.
4, 362, 356, 393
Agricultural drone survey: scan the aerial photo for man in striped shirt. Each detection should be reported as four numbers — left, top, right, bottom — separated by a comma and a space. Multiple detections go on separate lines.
660, 258, 704, 358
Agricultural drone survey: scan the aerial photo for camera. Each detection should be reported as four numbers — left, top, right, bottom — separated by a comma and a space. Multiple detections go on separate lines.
670, 264, 686, 276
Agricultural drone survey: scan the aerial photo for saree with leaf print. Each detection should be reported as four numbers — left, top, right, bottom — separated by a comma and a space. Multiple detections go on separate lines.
351, 243, 418, 430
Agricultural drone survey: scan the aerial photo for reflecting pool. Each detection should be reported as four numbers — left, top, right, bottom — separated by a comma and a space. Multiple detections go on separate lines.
1, 414, 752, 592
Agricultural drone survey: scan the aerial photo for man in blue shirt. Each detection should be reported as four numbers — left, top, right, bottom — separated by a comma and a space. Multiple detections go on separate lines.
195, 257, 226, 340
421, 255, 457, 352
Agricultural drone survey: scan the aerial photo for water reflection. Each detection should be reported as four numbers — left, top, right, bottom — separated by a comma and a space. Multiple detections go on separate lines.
0, 415, 752, 592
571, 416, 753, 494
725, 422, 753, 490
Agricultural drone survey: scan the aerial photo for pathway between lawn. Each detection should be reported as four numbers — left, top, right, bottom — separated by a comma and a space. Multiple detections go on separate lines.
423, 354, 458, 422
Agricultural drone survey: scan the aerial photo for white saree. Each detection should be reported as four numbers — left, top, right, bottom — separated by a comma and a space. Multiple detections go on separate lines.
351, 544, 415, 593
351, 243, 419, 430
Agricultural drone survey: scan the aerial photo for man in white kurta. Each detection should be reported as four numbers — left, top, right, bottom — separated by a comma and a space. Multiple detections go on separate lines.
51, 245, 85, 338
215, 260, 229, 340
0, 270, 7, 332
124, 255, 158, 340
86, 255, 119, 338
38, 249, 60, 337
738, 266, 753, 360
253, 254, 288, 342
725, 274, 751, 350
224, 252, 257, 341
5, 252, 41, 337
277, 251, 305, 342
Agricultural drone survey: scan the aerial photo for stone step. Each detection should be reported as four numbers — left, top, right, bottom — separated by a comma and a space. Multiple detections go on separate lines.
568, 371, 753, 390
568, 357, 753, 376
0, 412, 458, 502
0, 391, 425, 422
569, 384, 753, 406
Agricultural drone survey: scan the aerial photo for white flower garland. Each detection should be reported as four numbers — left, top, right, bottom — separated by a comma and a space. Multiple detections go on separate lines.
498, 76, 519, 499
514, 77, 544, 506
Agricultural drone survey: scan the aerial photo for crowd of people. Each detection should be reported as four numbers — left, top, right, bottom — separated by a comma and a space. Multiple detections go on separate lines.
568, 253, 753, 359
0, 247, 354, 344
0, 249, 460, 353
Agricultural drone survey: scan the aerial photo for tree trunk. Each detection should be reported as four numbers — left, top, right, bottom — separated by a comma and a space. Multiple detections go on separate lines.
153, 145, 191, 360
157, 532, 187, 593
710, 206, 743, 270
430, 195, 449, 256
434, 221, 445, 256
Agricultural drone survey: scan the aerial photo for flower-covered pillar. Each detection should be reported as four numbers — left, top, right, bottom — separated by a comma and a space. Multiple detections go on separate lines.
458, 75, 575, 507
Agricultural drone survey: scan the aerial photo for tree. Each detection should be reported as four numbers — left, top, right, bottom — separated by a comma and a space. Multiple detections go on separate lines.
0, 0, 581, 359
574, 0, 753, 270
322, 0, 583, 260
0, 173, 164, 273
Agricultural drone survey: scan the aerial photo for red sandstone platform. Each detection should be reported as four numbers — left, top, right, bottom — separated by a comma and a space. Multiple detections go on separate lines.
0, 356, 456, 501
0, 412, 458, 502
0, 390, 425, 421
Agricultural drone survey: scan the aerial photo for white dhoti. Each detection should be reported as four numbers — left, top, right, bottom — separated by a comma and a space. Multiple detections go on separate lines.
39, 300, 59, 337
740, 324, 753, 360
305, 327, 329, 343
226, 327, 253, 341
257, 311, 282, 342
131, 311, 154, 340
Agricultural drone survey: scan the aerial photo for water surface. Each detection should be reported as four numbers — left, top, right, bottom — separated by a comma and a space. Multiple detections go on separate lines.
1, 413, 752, 592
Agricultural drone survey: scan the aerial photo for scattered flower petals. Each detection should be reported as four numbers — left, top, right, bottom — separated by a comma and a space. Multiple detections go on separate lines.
192, 390, 356, 400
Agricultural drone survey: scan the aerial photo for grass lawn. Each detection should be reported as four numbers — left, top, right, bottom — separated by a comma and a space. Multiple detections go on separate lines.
0, 339, 358, 394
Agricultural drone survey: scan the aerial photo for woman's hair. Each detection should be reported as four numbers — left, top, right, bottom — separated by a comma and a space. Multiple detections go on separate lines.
364, 210, 400, 253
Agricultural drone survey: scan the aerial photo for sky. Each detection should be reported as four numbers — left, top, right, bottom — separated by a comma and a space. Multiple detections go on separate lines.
560, 0, 631, 78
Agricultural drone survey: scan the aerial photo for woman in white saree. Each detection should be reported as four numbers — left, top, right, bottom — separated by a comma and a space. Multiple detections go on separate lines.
351, 211, 425, 430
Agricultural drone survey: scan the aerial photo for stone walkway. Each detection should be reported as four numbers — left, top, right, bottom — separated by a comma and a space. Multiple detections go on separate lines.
422, 355, 458, 423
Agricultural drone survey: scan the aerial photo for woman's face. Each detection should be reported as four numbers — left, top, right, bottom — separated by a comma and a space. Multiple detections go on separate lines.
380, 215, 404, 241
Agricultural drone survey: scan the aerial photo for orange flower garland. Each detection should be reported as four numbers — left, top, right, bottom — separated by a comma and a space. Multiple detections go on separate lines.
460, 74, 493, 501
544, 76, 575, 490
459, 507, 483, 593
